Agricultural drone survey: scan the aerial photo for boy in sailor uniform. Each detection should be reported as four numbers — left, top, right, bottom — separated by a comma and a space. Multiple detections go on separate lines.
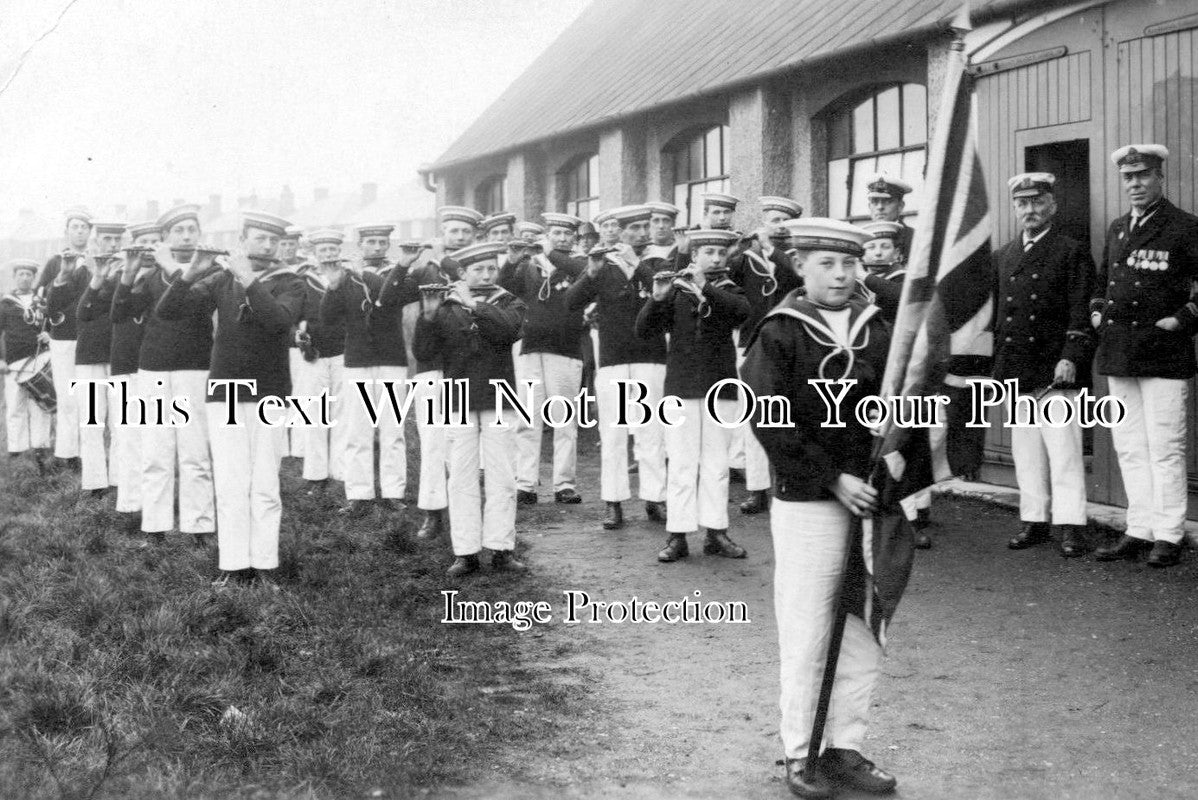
741, 218, 898, 799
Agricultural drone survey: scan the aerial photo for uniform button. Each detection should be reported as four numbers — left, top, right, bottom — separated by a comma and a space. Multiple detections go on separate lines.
1132, 321, 1139, 327
1029, 315, 1036, 321
1006, 296, 1013, 302
1110, 281, 1116, 286
1030, 294, 1038, 300
1006, 316, 1013, 323
1010, 276, 1016, 282
1005, 336, 1012, 342
1107, 319, 1113, 325
1032, 273, 1039, 279
1132, 301, 1138, 306
1028, 336, 1035, 342
1135, 281, 1142, 287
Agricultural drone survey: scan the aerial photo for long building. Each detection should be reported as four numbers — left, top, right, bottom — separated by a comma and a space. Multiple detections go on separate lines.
424, 0, 1198, 514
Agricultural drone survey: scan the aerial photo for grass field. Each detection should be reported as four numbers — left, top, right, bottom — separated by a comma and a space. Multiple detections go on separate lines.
0, 434, 592, 799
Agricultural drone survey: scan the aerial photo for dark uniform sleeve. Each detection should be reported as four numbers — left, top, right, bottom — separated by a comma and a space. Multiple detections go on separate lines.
862, 273, 903, 321
703, 281, 750, 325
248, 276, 305, 335
376, 265, 416, 309
545, 249, 585, 278
635, 295, 673, 339
472, 295, 525, 347
76, 280, 114, 323
47, 267, 86, 321
156, 271, 218, 320
413, 314, 445, 364
111, 278, 152, 323
498, 255, 530, 297
1090, 220, 1119, 316
741, 320, 842, 493
564, 270, 599, 311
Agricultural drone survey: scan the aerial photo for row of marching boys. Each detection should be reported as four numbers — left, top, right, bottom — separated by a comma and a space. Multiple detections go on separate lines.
0, 185, 913, 584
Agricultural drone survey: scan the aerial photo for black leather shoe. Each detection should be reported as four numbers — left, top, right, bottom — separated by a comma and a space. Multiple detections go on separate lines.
784, 758, 834, 799
1057, 524, 1090, 558
446, 553, 480, 577
490, 550, 527, 572
554, 488, 582, 504
1094, 534, 1151, 561
416, 509, 444, 540
602, 501, 624, 530
516, 490, 538, 505
820, 748, 897, 794
1146, 540, 1182, 568
703, 529, 747, 558
1008, 521, 1050, 550
645, 500, 667, 524
729, 467, 746, 485
739, 490, 769, 515
657, 533, 689, 562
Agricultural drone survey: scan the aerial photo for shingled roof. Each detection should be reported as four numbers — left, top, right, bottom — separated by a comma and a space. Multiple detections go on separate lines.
431, 0, 1053, 170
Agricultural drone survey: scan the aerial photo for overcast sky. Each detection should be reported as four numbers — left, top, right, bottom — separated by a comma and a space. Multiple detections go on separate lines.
0, 0, 590, 224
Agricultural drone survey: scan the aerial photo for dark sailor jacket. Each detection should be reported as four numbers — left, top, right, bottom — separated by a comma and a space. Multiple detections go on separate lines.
991, 228, 1094, 392
112, 267, 213, 372
564, 250, 669, 369
741, 293, 890, 502
0, 292, 39, 365
1090, 198, 1198, 379
728, 243, 801, 338
322, 266, 409, 369
413, 286, 526, 412
634, 276, 749, 400
157, 267, 305, 403
499, 249, 586, 360
49, 267, 109, 365
79, 276, 144, 376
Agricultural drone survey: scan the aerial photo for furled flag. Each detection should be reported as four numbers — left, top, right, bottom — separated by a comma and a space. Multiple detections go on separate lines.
847, 14, 995, 646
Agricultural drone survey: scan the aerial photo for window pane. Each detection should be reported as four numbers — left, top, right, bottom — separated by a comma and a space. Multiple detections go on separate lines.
900, 148, 926, 213
689, 136, 705, 180
705, 126, 722, 177
673, 146, 688, 183
903, 84, 927, 145
852, 97, 874, 154
828, 107, 853, 160
675, 184, 690, 225
828, 158, 850, 219
721, 125, 730, 175
849, 156, 878, 218
876, 87, 900, 151
875, 151, 902, 184
588, 155, 599, 193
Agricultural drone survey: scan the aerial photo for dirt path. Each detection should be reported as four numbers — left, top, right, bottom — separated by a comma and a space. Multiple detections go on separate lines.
430, 429, 1198, 800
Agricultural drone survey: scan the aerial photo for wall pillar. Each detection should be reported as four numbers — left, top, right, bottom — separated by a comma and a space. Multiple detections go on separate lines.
729, 83, 793, 226
925, 33, 957, 145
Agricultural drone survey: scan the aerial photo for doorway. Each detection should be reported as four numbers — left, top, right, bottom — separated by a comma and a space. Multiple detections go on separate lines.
1024, 139, 1091, 253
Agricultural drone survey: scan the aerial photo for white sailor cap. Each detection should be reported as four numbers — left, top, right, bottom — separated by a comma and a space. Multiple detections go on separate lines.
687, 229, 739, 248
1007, 172, 1056, 198
542, 212, 583, 231
63, 207, 93, 226
438, 206, 485, 227
355, 223, 395, 239
647, 202, 682, 219
307, 228, 345, 245
92, 221, 128, 236
241, 211, 292, 237
481, 212, 516, 232
157, 203, 201, 231
127, 220, 162, 240
281, 225, 304, 241
759, 196, 803, 218
453, 241, 506, 267
608, 204, 653, 225
1110, 144, 1168, 173
781, 217, 873, 256
701, 192, 740, 210
860, 220, 904, 241
9, 258, 40, 275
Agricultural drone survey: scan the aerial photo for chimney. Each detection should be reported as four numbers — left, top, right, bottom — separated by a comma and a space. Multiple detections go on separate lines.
361, 181, 378, 207
146, 200, 160, 220
279, 185, 295, 216
314, 186, 329, 202
208, 194, 222, 218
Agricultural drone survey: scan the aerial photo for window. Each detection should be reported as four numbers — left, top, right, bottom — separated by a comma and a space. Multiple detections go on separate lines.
475, 175, 506, 216
560, 154, 599, 221
826, 84, 927, 221
669, 124, 730, 226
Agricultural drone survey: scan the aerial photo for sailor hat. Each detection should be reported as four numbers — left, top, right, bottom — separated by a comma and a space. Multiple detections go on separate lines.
759, 196, 803, 218
1110, 144, 1168, 173
781, 217, 873, 256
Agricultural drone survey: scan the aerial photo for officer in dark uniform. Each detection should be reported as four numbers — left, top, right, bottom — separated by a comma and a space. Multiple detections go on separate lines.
1091, 144, 1198, 568
992, 173, 1095, 557
865, 174, 915, 260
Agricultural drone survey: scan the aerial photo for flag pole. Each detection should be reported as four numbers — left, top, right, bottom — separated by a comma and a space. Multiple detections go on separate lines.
801, 10, 972, 772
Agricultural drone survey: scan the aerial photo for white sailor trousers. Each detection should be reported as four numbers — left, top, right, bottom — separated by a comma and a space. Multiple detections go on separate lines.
663, 398, 735, 532
1009, 389, 1087, 525
206, 403, 285, 571
108, 373, 142, 512
286, 348, 308, 458
412, 369, 448, 510
1106, 376, 1188, 544
4, 363, 52, 453
48, 338, 78, 458
772, 498, 882, 759
301, 354, 347, 483
73, 362, 117, 491
514, 351, 583, 493
341, 365, 407, 500
595, 362, 667, 503
138, 369, 215, 533
446, 410, 516, 555
736, 345, 772, 491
